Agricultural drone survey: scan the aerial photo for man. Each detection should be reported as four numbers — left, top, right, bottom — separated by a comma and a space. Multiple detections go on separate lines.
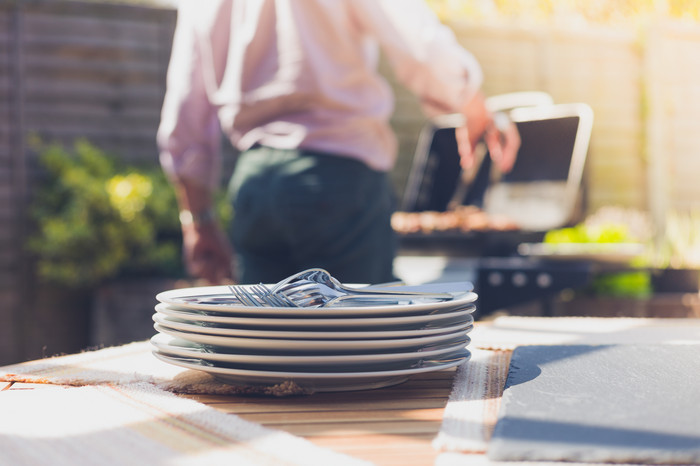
158, 0, 519, 285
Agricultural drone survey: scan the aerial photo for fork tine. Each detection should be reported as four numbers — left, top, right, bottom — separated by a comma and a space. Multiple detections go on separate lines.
275, 291, 303, 308
272, 290, 299, 307
260, 270, 336, 307
249, 285, 273, 306
228, 286, 247, 306
228, 285, 261, 307
252, 284, 295, 307
240, 287, 262, 306
227, 285, 243, 304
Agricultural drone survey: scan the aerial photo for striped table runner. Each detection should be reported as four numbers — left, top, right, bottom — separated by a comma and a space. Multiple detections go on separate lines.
433, 348, 511, 454
0, 382, 368, 465
0, 341, 308, 396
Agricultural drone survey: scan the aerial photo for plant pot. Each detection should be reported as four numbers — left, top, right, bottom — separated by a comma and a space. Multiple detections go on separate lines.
22, 285, 93, 361
651, 268, 700, 293
91, 277, 192, 348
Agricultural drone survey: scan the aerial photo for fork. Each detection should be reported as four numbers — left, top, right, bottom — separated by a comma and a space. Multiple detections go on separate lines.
317, 293, 427, 307
276, 283, 431, 308
233, 283, 432, 308
255, 283, 335, 308
269, 268, 454, 300
230, 283, 314, 308
236, 269, 456, 308
250, 284, 299, 307
227, 285, 262, 307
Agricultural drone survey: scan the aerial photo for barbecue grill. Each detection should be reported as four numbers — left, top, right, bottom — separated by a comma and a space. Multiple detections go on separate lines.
396, 93, 601, 315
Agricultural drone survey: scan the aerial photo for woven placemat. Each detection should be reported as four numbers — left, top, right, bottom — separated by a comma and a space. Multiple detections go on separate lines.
0, 341, 310, 396
0, 382, 368, 465
433, 348, 512, 454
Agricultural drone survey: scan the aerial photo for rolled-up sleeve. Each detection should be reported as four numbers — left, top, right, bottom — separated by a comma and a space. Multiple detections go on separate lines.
157, 5, 222, 190
350, 0, 483, 117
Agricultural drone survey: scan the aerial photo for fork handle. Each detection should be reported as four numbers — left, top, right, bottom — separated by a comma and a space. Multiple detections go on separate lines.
321, 293, 451, 307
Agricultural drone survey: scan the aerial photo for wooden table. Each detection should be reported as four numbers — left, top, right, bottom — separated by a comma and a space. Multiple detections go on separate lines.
7, 317, 696, 465
1, 368, 459, 465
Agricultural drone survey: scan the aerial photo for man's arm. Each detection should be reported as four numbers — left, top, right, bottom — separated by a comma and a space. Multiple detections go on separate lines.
351, 0, 519, 172
158, 4, 234, 284
173, 178, 234, 284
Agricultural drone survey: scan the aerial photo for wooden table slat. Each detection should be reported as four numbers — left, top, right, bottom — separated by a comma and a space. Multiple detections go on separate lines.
191, 397, 448, 413
178, 367, 457, 464
269, 420, 444, 436
239, 407, 444, 424
185, 386, 452, 405
309, 432, 436, 445
328, 449, 437, 466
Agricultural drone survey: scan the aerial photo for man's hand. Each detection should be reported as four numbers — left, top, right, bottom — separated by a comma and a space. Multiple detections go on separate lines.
455, 91, 520, 173
172, 179, 236, 284
483, 111, 520, 173
182, 221, 235, 284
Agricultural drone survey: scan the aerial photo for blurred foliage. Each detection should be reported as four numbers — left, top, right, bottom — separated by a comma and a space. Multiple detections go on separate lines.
544, 207, 700, 297
589, 271, 652, 299
657, 210, 700, 269
426, 0, 700, 26
26, 138, 230, 289
544, 207, 652, 298
545, 206, 653, 265
544, 223, 632, 245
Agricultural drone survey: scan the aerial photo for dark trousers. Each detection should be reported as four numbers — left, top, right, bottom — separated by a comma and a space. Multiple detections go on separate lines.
228, 146, 397, 285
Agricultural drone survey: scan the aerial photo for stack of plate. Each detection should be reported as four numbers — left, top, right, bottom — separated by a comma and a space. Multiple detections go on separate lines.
151, 284, 477, 392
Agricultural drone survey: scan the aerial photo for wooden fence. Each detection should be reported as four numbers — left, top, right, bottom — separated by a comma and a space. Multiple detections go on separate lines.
2, 2, 700, 364
0, 1, 177, 364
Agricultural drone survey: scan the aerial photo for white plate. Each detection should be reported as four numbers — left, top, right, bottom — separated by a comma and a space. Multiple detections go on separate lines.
152, 350, 470, 392
150, 332, 470, 367
152, 347, 470, 374
156, 285, 477, 316
153, 323, 471, 354
154, 302, 476, 330
153, 312, 474, 340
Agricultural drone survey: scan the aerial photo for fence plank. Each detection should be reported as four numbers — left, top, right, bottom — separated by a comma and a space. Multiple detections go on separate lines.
23, 11, 163, 45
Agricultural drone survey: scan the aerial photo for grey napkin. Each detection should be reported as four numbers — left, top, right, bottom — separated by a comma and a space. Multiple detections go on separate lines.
488, 344, 700, 464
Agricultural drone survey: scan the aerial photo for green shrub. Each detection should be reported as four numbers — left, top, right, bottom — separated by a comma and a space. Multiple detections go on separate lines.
26, 139, 202, 288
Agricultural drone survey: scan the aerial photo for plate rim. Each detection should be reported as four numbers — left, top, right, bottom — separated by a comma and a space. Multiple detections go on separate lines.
154, 302, 476, 327
150, 332, 471, 365
152, 350, 471, 379
152, 312, 474, 340
153, 323, 472, 351
156, 285, 477, 316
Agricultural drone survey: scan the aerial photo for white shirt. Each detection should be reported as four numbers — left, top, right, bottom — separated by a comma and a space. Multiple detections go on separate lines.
158, 0, 483, 188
